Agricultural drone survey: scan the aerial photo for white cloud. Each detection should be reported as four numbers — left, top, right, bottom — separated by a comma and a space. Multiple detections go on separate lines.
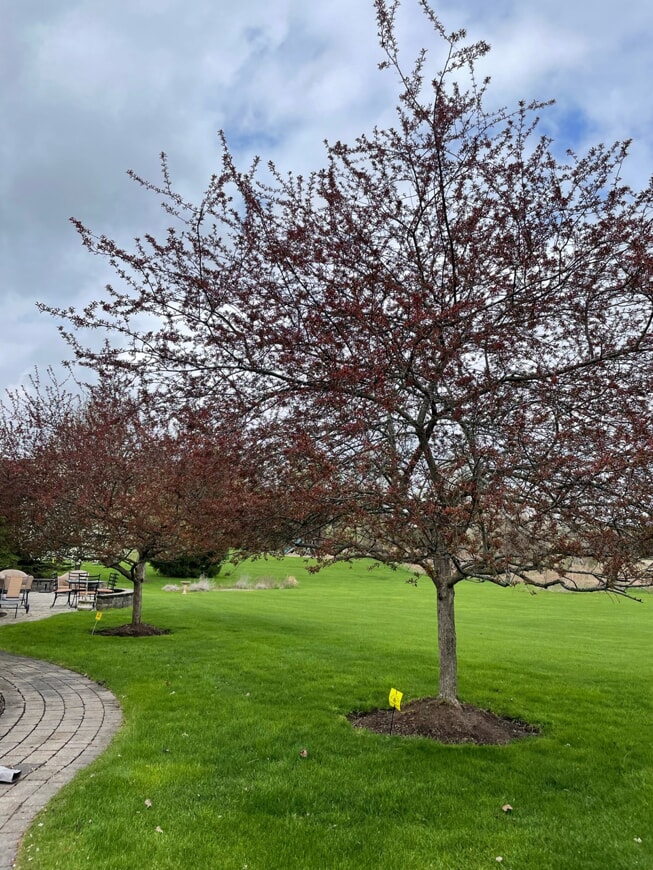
2, 0, 652, 392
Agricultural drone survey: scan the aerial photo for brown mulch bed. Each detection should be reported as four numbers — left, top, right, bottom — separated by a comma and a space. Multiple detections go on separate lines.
348, 697, 539, 745
94, 623, 171, 637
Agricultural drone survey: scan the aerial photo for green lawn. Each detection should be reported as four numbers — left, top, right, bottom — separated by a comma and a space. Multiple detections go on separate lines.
1, 558, 652, 869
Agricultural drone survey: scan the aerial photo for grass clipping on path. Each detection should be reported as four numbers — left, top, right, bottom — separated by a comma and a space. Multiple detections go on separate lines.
348, 698, 540, 744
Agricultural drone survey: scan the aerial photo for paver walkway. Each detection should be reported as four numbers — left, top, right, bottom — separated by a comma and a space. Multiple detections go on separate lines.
0, 596, 122, 869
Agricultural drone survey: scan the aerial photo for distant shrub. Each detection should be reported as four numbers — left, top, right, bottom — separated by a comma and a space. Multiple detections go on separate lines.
150, 552, 225, 579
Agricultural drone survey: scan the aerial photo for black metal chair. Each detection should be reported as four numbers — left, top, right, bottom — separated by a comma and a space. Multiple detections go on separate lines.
52, 573, 77, 607
79, 574, 102, 608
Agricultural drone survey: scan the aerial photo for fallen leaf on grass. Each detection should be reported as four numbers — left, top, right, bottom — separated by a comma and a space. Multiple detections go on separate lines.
502, 804, 513, 813
299, 749, 308, 758
144, 799, 152, 808
155, 826, 164, 834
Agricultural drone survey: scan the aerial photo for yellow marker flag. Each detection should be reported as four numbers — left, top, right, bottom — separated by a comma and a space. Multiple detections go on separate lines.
95, 611, 103, 621
389, 688, 403, 711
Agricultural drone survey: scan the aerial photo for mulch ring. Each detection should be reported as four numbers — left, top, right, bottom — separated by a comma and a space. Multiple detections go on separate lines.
348, 697, 539, 745
94, 623, 171, 637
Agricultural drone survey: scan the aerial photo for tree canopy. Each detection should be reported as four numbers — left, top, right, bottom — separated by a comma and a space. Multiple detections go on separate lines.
0, 373, 284, 625
38, 0, 653, 699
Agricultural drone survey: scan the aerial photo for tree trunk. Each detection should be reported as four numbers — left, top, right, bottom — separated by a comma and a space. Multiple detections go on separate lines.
435, 559, 459, 704
131, 559, 145, 626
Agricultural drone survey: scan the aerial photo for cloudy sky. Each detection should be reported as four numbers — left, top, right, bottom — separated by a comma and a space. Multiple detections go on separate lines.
2, 0, 652, 392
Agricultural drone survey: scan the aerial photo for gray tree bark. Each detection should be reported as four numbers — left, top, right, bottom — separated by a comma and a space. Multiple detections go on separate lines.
435, 558, 459, 704
131, 559, 146, 626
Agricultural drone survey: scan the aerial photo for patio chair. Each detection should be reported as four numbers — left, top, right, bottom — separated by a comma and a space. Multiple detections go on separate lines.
1, 574, 28, 617
19, 575, 32, 611
51, 573, 76, 608
99, 572, 119, 593
77, 574, 102, 609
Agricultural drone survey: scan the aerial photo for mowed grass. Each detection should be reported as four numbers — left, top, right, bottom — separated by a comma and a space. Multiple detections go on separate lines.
1, 558, 652, 869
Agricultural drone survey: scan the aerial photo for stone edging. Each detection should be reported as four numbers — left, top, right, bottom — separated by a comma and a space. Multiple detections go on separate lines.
96, 589, 134, 610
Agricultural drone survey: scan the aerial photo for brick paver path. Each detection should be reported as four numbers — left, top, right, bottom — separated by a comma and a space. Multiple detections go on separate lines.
0, 651, 122, 869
